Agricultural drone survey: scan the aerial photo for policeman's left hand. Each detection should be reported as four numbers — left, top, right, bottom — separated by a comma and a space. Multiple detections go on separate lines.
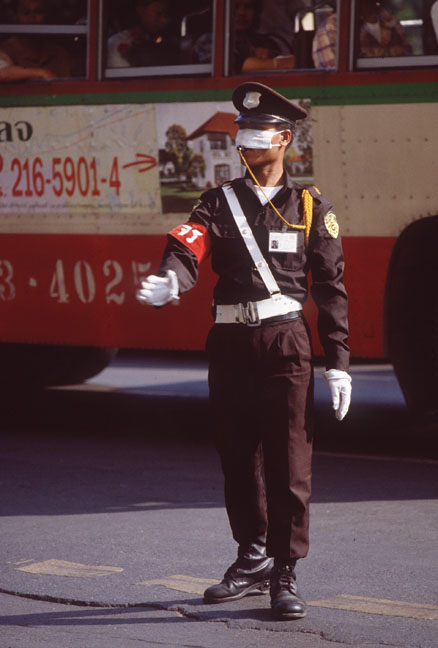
323, 369, 352, 421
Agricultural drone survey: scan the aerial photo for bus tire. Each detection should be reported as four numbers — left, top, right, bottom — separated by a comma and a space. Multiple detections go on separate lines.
384, 215, 438, 422
0, 344, 118, 387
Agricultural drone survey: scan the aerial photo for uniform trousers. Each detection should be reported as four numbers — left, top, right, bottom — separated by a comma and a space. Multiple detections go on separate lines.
206, 315, 314, 560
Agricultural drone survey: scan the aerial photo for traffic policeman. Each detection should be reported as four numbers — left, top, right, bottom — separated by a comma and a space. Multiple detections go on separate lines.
137, 82, 352, 620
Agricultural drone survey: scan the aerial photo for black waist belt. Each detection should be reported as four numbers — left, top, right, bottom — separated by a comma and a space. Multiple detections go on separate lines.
220, 310, 302, 327
259, 311, 302, 325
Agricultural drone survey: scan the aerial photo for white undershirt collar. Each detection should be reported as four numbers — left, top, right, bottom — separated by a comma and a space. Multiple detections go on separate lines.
254, 185, 283, 206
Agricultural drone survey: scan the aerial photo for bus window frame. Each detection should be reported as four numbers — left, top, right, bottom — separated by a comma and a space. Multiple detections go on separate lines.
0, 25, 87, 35
100, 0, 217, 81
349, 0, 438, 70
223, 0, 231, 76
355, 54, 438, 68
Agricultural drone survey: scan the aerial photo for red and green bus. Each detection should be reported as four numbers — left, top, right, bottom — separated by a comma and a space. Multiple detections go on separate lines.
0, 0, 437, 409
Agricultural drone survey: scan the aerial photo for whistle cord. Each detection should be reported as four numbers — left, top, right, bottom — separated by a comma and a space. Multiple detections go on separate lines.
238, 147, 308, 238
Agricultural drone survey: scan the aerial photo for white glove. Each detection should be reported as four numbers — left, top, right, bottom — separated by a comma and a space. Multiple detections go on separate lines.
323, 369, 352, 421
136, 270, 179, 307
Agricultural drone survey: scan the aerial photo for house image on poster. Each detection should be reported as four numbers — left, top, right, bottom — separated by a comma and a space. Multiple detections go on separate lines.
186, 112, 243, 189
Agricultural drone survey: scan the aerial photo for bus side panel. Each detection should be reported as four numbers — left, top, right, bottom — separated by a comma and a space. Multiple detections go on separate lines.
343, 236, 395, 359
0, 234, 393, 358
303, 236, 394, 360
0, 233, 214, 350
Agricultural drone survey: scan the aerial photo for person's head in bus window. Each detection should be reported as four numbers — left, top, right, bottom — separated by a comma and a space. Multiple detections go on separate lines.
0, 0, 74, 82
106, 0, 180, 68
135, 0, 170, 37
359, 0, 381, 23
232, 0, 262, 73
235, 0, 258, 32
13, 0, 47, 25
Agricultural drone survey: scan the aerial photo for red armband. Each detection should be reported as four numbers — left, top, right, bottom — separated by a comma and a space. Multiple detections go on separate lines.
168, 222, 211, 264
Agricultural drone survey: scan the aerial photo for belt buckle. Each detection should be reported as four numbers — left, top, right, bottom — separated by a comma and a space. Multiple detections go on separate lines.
245, 301, 261, 327
233, 302, 261, 326
234, 303, 247, 324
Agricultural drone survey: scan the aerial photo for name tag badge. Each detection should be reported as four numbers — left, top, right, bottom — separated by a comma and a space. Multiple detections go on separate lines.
269, 231, 298, 253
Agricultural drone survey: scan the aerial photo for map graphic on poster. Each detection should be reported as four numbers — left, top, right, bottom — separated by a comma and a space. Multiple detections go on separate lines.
0, 104, 161, 234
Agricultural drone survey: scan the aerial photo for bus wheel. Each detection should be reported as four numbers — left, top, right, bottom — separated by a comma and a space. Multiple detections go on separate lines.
0, 344, 118, 387
384, 214, 438, 427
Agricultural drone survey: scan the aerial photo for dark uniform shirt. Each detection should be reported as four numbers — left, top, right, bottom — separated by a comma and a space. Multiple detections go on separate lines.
159, 172, 349, 371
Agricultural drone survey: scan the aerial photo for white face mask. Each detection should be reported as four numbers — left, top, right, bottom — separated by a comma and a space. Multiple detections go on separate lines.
235, 128, 284, 150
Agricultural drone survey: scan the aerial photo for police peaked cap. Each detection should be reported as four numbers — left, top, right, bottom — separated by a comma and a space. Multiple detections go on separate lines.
233, 82, 307, 128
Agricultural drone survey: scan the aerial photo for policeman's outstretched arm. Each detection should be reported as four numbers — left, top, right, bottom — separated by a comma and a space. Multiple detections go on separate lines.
323, 369, 352, 421
136, 202, 212, 308
136, 269, 179, 307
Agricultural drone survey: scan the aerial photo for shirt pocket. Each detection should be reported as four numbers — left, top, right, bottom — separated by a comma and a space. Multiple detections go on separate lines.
211, 223, 247, 269
269, 229, 305, 271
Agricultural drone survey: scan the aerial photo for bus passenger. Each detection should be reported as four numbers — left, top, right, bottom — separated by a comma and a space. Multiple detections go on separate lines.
231, 0, 296, 73
230, 0, 262, 74
0, 0, 73, 82
358, 0, 412, 58
137, 82, 352, 621
312, 8, 336, 69
106, 0, 179, 68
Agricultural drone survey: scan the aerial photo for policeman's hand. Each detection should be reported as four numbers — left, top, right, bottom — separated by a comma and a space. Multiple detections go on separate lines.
323, 369, 352, 421
136, 270, 179, 307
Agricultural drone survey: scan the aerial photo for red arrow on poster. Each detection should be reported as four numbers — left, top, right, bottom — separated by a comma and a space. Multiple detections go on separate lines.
122, 153, 157, 173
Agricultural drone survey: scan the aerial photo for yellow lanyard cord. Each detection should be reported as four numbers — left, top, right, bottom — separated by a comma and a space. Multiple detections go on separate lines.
302, 188, 313, 246
238, 147, 311, 245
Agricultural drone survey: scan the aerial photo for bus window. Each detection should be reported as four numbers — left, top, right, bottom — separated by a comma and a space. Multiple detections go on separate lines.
103, 0, 214, 79
352, 0, 438, 68
0, 0, 88, 82
226, 0, 335, 75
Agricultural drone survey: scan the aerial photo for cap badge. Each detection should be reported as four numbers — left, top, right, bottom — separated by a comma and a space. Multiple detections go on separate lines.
243, 91, 261, 109
324, 212, 339, 239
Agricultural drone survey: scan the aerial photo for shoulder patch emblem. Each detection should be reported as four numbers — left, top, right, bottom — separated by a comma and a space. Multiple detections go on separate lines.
324, 212, 339, 239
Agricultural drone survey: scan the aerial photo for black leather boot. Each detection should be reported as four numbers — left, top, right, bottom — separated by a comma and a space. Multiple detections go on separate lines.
203, 543, 273, 603
270, 561, 307, 619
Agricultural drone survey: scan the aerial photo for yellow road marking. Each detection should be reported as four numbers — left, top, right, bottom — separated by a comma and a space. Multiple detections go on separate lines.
308, 594, 438, 621
137, 574, 216, 595
12, 563, 437, 621
14, 559, 123, 578
138, 575, 437, 620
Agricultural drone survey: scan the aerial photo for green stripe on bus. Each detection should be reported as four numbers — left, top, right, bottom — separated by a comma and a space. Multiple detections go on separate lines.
0, 82, 436, 108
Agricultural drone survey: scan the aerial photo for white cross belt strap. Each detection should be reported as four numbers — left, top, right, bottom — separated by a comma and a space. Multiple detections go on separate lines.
222, 183, 280, 296
217, 183, 302, 326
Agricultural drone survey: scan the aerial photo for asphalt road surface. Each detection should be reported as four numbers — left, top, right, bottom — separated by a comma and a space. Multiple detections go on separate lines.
0, 351, 437, 648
